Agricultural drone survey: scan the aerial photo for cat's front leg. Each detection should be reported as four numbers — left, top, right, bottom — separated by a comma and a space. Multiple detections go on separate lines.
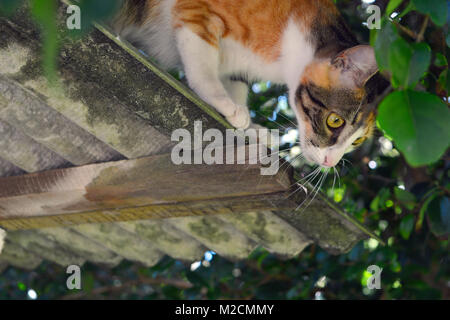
222, 78, 251, 127
175, 27, 251, 129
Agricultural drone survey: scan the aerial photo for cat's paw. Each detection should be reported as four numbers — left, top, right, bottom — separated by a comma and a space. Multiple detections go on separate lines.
226, 105, 251, 129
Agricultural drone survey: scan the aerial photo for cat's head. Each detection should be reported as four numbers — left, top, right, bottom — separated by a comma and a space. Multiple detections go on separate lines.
294, 45, 382, 167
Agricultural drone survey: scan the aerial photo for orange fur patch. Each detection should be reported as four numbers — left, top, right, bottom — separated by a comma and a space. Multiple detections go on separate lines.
172, 0, 341, 62
301, 63, 370, 99
301, 61, 335, 89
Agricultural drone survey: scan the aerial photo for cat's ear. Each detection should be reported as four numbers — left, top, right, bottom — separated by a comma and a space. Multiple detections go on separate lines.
331, 45, 378, 88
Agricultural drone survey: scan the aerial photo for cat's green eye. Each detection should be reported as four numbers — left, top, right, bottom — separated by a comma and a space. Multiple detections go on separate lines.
326, 113, 345, 129
352, 137, 366, 146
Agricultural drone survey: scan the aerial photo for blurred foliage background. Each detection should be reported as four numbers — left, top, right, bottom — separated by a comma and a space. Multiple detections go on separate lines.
0, 0, 449, 300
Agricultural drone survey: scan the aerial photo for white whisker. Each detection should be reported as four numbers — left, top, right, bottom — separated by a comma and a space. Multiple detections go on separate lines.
303, 168, 329, 210
286, 166, 319, 198
296, 168, 325, 211
332, 167, 337, 192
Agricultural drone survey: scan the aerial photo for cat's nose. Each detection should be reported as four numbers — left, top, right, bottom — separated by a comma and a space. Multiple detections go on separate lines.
322, 156, 335, 167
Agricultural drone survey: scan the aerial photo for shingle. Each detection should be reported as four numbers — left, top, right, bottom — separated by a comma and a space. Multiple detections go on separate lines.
216, 211, 312, 257
117, 220, 207, 261
0, 119, 71, 172
71, 223, 164, 267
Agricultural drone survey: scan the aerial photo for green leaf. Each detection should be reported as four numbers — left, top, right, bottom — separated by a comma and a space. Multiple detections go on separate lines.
377, 91, 450, 167
435, 53, 448, 67
417, 193, 437, 230
370, 195, 380, 212
438, 69, 449, 94
370, 188, 392, 212
411, 0, 448, 26
17, 282, 26, 291
446, 70, 450, 93
30, 0, 58, 81
394, 188, 416, 203
380, 188, 392, 209
441, 197, 450, 233
386, 0, 403, 15
389, 39, 431, 88
398, 2, 415, 19
0, 0, 25, 15
394, 187, 416, 210
374, 21, 399, 71
71, 0, 123, 35
427, 196, 450, 237
81, 272, 94, 292
399, 214, 415, 240
369, 28, 378, 47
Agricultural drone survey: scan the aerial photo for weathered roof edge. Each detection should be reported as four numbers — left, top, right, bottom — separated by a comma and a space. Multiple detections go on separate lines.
92, 18, 383, 246
94, 21, 234, 131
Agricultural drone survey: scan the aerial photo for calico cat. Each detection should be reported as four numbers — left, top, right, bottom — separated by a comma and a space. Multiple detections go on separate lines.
113, 0, 386, 168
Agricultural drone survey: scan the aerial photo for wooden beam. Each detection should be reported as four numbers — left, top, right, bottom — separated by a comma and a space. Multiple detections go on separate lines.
0, 146, 295, 230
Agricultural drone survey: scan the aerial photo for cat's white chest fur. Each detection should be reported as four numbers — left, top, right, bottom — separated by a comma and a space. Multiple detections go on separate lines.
218, 20, 315, 87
